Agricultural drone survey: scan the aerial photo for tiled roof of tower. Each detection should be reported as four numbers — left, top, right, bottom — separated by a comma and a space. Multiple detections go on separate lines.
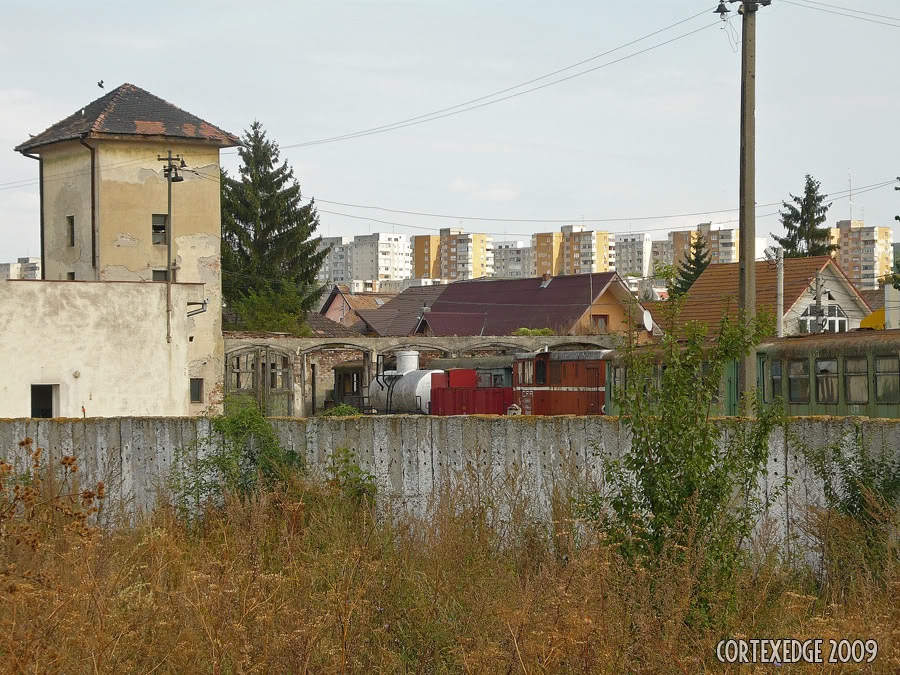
16, 83, 239, 153
647, 257, 868, 335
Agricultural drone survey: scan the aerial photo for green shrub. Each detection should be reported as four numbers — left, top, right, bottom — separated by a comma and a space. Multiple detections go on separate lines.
316, 403, 361, 417
511, 327, 554, 336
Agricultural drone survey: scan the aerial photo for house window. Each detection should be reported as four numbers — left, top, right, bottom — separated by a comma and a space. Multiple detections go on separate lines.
66, 272, 75, 280
152, 214, 168, 245
844, 357, 868, 404
31, 384, 57, 418
152, 269, 170, 281
591, 314, 609, 332
815, 359, 838, 404
190, 378, 204, 403
875, 357, 900, 404
66, 216, 75, 247
788, 360, 810, 403
535, 359, 547, 385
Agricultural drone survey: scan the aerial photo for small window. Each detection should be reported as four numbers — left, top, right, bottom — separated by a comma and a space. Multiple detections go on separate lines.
845, 357, 868, 404
771, 360, 782, 401
535, 359, 547, 385
875, 357, 900, 404
788, 360, 810, 404
815, 359, 838, 404
190, 378, 204, 403
591, 314, 609, 332
66, 272, 75, 280
152, 214, 168, 245
524, 360, 534, 385
152, 269, 169, 282
66, 216, 75, 247
31, 384, 57, 418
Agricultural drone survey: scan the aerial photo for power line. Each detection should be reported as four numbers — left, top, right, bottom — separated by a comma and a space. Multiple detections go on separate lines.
798, 0, 900, 22
781, 0, 900, 28
222, 14, 720, 152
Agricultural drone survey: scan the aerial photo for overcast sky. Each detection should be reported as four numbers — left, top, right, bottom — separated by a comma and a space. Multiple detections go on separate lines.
1, 0, 898, 261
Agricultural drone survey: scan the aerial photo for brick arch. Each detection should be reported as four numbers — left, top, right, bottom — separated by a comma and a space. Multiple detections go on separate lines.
298, 341, 374, 357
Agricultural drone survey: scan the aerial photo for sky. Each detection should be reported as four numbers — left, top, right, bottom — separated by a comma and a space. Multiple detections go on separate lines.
1, 0, 898, 261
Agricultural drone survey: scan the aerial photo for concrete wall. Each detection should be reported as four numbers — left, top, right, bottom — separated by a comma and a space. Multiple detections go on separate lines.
0, 280, 205, 417
2, 416, 897, 548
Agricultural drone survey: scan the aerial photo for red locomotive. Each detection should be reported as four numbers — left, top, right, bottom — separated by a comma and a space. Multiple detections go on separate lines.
512, 350, 611, 415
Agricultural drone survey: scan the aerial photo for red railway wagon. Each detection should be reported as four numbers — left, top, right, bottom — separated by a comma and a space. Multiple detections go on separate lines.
512, 350, 611, 415
430, 369, 514, 415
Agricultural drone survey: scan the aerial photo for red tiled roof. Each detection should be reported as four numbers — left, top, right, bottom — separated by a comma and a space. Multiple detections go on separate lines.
858, 288, 884, 311
427, 273, 618, 336
417, 312, 488, 336
355, 285, 448, 336
16, 83, 239, 153
649, 257, 867, 335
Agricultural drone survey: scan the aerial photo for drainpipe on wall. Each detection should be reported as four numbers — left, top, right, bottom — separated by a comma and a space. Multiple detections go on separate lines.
79, 136, 97, 271
22, 152, 44, 278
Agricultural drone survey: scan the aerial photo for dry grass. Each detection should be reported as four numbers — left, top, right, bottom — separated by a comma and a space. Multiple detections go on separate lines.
1, 443, 899, 674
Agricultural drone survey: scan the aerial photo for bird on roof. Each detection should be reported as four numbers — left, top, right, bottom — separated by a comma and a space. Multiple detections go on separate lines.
97, 80, 104, 89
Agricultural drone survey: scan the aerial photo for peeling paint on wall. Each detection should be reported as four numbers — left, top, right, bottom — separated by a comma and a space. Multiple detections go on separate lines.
114, 232, 138, 248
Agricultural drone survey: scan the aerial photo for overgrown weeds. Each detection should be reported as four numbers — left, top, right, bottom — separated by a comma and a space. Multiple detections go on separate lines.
3, 436, 899, 673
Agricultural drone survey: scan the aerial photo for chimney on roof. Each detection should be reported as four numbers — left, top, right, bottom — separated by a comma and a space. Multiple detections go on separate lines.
540, 273, 552, 288
423, 303, 431, 313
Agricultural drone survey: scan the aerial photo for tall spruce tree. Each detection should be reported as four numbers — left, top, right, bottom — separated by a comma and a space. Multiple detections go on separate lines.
771, 174, 837, 258
671, 235, 710, 297
221, 121, 328, 312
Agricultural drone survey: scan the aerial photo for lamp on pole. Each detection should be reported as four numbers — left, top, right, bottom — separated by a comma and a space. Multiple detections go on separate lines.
715, 0, 771, 405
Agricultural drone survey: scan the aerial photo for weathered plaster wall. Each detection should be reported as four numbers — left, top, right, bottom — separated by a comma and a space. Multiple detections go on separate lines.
39, 141, 95, 281
0, 280, 205, 417
95, 140, 224, 415
2, 416, 896, 550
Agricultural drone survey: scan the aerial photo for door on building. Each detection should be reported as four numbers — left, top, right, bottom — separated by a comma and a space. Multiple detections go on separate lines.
225, 346, 294, 416
586, 367, 602, 415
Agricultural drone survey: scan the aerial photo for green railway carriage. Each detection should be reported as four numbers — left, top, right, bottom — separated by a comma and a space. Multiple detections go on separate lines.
605, 329, 900, 418
757, 330, 900, 418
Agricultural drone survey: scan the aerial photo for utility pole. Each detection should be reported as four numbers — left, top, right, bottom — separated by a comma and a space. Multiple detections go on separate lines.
776, 247, 784, 337
157, 151, 185, 343
814, 273, 823, 334
716, 0, 771, 403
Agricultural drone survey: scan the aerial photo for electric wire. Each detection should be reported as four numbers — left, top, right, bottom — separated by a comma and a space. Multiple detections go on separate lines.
781, 0, 900, 28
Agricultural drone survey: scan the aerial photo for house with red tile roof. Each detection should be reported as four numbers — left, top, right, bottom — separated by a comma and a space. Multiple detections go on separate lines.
319, 284, 398, 330
647, 257, 871, 337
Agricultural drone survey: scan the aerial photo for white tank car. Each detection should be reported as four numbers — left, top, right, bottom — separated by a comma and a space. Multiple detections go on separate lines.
369, 350, 443, 413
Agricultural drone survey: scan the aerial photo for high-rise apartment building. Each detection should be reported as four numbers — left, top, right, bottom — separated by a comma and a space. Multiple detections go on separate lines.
439, 228, 493, 280
668, 229, 699, 269
696, 222, 766, 265
0, 256, 41, 280
351, 233, 412, 281
532, 226, 615, 276
316, 236, 354, 283
411, 235, 441, 278
830, 220, 893, 289
615, 233, 653, 279
650, 240, 673, 270
493, 240, 530, 278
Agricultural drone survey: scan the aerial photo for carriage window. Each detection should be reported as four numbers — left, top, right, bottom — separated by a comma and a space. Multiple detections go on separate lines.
535, 359, 547, 385
815, 359, 838, 404
844, 357, 868, 404
524, 360, 534, 385
550, 362, 562, 385
771, 360, 782, 401
788, 360, 810, 403
517, 362, 523, 384
875, 357, 900, 404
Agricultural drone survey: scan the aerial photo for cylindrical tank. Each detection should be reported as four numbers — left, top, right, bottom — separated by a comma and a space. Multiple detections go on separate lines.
370, 369, 443, 413
395, 350, 420, 374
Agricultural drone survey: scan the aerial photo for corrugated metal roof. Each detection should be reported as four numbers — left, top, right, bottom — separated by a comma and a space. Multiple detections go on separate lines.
758, 328, 900, 356
428, 356, 517, 370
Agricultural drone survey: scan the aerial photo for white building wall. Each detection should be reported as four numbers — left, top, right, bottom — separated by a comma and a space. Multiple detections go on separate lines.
0, 280, 204, 417
316, 236, 353, 283
614, 233, 653, 278
492, 240, 528, 277
0, 257, 41, 280
351, 233, 412, 281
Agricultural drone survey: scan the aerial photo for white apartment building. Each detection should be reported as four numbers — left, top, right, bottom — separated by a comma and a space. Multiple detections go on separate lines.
614, 233, 653, 279
492, 240, 530, 278
351, 232, 412, 281
316, 237, 354, 283
0, 257, 41, 280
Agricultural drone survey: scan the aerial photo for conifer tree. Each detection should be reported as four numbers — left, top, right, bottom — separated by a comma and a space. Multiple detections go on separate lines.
771, 174, 837, 258
221, 121, 328, 312
671, 235, 710, 297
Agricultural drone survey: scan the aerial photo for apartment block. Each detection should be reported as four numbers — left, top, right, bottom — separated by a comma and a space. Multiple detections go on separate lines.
352, 233, 412, 281
316, 236, 354, 283
668, 229, 699, 269
830, 219, 893, 290
0, 256, 41, 280
493, 240, 530, 278
615, 233, 653, 279
411, 235, 441, 278
439, 228, 493, 280
650, 240, 673, 270
532, 226, 615, 276
696, 222, 766, 266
